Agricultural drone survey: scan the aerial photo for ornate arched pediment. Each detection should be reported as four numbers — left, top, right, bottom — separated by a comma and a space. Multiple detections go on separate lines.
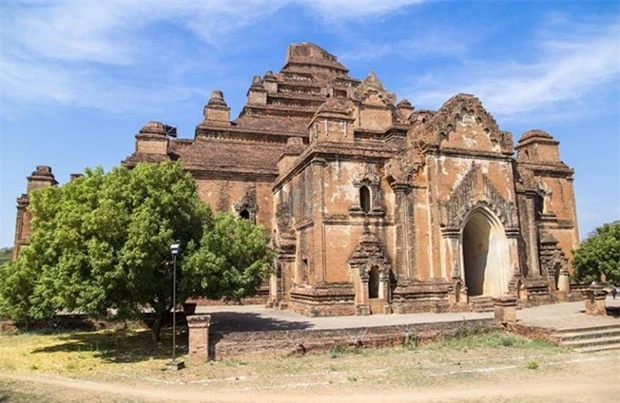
349, 164, 385, 215
348, 230, 391, 279
385, 136, 426, 186
440, 164, 518, 231
426, 94, 513, 154
352, 164, 381, 187
385, 156, 424, 186
539, 232, 568, 277
233, 185, 258, 222
275, 202, 293, 233
351, 71, 396, 106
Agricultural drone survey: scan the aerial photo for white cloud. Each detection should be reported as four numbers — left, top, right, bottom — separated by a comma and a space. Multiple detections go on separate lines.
408, 23, 620, 120
1, 0, 426, 117
305, 0, 425, 20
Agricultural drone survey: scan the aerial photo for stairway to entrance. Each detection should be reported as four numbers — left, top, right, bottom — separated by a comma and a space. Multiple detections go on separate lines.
469, 296, 494, 313
553, 323, 620, 353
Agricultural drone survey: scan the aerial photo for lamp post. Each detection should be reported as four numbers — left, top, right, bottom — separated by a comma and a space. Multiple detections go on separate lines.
167, 243, 184, 370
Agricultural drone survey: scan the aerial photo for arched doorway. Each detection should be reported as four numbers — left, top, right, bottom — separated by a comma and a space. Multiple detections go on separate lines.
552, 262, 561, 291
461, 209, 510, 297
368, 266, 380, 299
360, 186, 371, 213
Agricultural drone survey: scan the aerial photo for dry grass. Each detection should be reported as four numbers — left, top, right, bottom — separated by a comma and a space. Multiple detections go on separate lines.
0, 327, 180, 380
0, 327, 560, 382
2, 327, 613, 402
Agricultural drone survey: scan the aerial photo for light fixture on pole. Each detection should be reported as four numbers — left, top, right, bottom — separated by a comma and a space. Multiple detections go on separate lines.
166, 242, 184, 370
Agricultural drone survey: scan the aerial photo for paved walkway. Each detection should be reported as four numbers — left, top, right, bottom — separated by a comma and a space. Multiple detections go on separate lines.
517, 296, 620, 330
196, 296, 620, 333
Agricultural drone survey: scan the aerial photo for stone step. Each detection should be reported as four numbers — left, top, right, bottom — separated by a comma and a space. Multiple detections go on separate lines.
557, 327, 620, 342
559, 335, 620, 349
554, 323, 620, 334
470, 297, 493, 303
471, 302, 494, 307
471, 307, 494, 313
573, 343, 620, 353
469, 297, 494, 313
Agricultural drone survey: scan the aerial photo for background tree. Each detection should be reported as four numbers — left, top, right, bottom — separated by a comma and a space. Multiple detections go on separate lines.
0, 162, 273, 340
572, 221, 620, 285
0, 247, 12, 266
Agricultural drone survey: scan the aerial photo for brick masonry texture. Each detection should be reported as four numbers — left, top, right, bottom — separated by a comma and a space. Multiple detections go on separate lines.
13, 42, 581, 317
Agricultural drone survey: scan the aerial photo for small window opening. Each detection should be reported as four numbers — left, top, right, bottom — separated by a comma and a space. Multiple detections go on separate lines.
368, 266, 380, 299
301, 258, 309, 282
240, 209, 250, 220
360, 186, 371, 213
553, 263, 561, 290
534, 193, 544, 220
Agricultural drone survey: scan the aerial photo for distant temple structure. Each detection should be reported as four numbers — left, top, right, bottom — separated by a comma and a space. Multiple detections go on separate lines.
13, 43, 580, 315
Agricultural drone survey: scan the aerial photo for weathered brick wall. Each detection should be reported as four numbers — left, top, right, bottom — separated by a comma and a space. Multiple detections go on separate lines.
209, 318, 497, 359
195, 179, 273, 233
136, 138, 167, 155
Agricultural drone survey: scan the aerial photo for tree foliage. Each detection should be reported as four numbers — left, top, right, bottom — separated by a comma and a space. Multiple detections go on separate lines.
0, 247, 12, 266
184, 213, 274, 301
0, 162, 273, 340
573, 221, 620, 285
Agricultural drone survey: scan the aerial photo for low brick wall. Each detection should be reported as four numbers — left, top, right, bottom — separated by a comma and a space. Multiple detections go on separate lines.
209, 318, 497, 360
505, 323, 558, 344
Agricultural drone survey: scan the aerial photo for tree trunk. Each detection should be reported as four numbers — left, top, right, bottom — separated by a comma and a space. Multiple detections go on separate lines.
150, 312, 165, 342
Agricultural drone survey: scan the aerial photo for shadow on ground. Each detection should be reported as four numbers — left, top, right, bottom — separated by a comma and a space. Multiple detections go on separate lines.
31, 327, 188, 364
607, 306, 620, 317
29, 312, 312, 363
205, 311, 312, 332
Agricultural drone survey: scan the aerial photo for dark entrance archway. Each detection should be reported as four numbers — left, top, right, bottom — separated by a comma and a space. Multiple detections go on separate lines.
368, 266, 380, 299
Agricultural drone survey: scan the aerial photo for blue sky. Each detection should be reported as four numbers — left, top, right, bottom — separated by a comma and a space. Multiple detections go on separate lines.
1, 0, 619, 247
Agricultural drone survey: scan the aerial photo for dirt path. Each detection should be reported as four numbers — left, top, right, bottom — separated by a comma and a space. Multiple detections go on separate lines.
2, 354, 617, 402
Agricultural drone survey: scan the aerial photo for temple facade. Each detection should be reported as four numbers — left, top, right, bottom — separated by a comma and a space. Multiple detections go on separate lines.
13, 43, 580, 316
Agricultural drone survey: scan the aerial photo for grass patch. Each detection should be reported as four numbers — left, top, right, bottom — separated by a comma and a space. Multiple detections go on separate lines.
526, 360, 539, 370
0, 324, 563, 394
222, 359, 248, 367
329, 345, 369, 359
402, 332, 419, 350
330, 345, 346, 359
431, 329, 560, 351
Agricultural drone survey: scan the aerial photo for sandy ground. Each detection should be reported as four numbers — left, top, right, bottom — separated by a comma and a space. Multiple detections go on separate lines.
1, 349, 617, 402
1, 299, 618, 402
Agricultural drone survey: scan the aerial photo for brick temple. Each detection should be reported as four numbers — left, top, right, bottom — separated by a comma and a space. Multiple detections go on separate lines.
14, 43, 580, 316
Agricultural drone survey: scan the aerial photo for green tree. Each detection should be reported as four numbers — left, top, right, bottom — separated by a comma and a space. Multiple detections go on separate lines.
0, 247, 12, 266
184, 213, 274, 301
0, 259, 38, 321
573, 221, 620, 285
0, 162, 273, 340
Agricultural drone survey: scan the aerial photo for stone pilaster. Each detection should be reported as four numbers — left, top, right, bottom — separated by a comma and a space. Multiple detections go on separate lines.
443, 229, 461, 280
524, 191, 541, 277
392, 184, 410, 278
582, 284, 607, 316
492, 295, 517, 324
311, 158, 327, 284
187, 314, 211, 363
